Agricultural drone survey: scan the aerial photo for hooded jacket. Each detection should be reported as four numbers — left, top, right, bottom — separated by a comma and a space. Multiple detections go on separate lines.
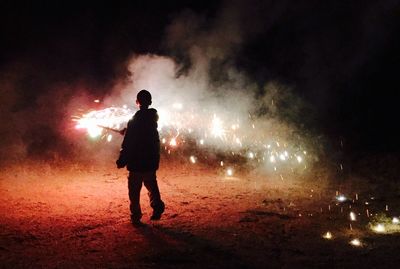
118, 108, 160, 172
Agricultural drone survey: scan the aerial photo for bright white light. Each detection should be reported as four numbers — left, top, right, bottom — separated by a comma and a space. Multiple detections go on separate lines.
172, 103, 183, 110
74, 106, 133, 139
336, 195, 347, 202
190, 156, 196, 164
270, 156, 276, 163
226, 168, 233, 176
393, 217, 400, 224
296, 156, 303, 163
322, 231, 332, 240
211, 115, 225, 139
88, 126, 102, 138
350, 212, 356, 221
372, 224, 386, 233
199, 139, 204, 145
107, 134, 113, 142
350, 239, 362, 247
279, 154, 286, 161
248, 152, 254, 159
169, 138, 177, 147
231, 124, 239, 130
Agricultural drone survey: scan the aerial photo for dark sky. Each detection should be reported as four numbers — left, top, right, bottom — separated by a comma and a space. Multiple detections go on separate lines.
1, 0, 399, 154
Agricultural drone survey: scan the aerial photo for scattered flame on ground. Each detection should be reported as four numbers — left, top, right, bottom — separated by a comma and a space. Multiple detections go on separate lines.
350, 238, 362, 247
322, 231, 333, 240
372, 224, 386, 233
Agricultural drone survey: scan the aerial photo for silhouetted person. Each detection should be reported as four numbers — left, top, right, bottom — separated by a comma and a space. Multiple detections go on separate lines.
116, 90, 165, 225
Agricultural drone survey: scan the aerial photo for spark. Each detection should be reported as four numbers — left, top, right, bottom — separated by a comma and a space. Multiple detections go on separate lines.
372, 223, 386, 233
336, 195, 347, 202
226, 168, 233, 176
169, 138, 177, 147
74, 106, 133, 139
350, 238, 362, 247
190, 156, 196, 164
350, 211, 356, 221
211, 114, 225, 139
322, 232, 332, 240
73, 102, 308, 172
88, 126, 103, 138
393, 217, 400, 224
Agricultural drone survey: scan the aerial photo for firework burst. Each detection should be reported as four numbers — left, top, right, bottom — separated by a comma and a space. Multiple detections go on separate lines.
73, 100, 308, 172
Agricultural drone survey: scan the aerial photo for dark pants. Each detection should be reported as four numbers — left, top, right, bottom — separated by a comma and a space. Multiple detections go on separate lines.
128, 171, 164, 220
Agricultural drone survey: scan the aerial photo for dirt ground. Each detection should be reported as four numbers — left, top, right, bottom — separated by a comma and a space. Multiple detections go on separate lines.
1, 157, 400, 269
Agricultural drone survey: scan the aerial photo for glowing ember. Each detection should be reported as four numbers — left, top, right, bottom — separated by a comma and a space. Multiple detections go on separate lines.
350, 211, 356, 221
336, 195, 347, 202
322, 231, 333, 240
350, 238, 362, 247
211, 114, 225, 139
372, 223, 386, 233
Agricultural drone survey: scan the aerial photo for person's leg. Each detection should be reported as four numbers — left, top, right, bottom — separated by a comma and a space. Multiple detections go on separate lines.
128, 172, 143, 221
142, 171, 165, 219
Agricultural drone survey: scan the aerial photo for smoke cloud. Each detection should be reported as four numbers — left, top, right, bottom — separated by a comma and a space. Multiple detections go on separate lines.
2, 1, 358, 166
95, 5, 314, 169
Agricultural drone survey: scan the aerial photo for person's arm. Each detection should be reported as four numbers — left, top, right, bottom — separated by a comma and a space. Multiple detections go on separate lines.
116, 119, 134, 168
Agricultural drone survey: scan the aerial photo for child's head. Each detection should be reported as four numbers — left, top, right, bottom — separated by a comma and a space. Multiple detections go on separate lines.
136, 89, 152, 108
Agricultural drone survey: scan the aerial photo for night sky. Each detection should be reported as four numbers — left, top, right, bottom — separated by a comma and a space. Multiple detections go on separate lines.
1, 0, 399, 159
